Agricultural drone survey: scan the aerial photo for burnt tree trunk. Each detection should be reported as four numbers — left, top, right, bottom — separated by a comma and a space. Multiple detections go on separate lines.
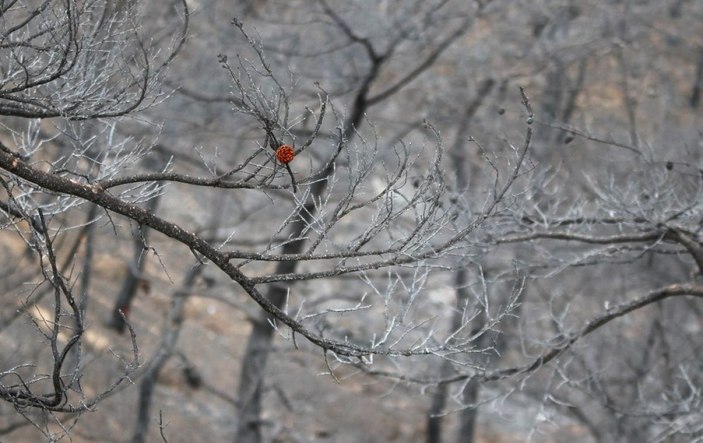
426, 79, 493, 443
108, 192, 161, 333
131, 263, 203, 443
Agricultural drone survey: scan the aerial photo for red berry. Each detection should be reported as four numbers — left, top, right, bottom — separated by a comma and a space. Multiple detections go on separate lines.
275, 145, 295, 164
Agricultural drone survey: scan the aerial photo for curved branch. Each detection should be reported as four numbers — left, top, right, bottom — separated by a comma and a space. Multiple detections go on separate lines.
361, 283, 703, 385
367, 17, 470, 107
479, 283, 703, 382
496, 231, 665, 245
669, 229, 703, 274
0, 142, 367, 358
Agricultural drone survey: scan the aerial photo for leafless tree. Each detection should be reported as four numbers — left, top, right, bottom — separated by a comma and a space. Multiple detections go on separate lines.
1, 0, 186, 120
0, 1, 702, 442
0, 0, 186, 439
